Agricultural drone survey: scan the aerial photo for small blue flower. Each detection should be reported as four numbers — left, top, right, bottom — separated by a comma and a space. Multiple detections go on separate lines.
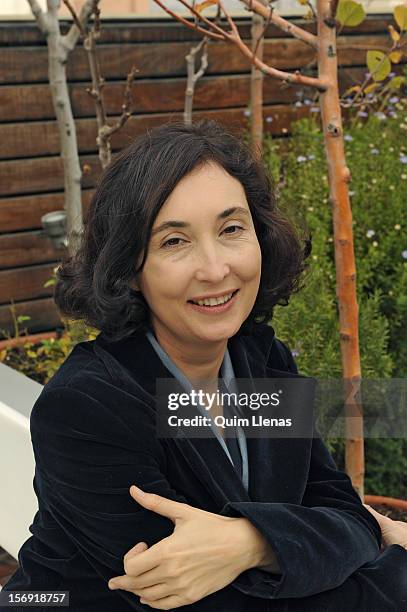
371, 148, 380, 154
389, 111, 397, 118
366, 229, 375, 238
310, 107, 320, 113
244, 109, 251, 117
400, 155, 407, 164
297, 155, 307, 163
389, 72, 396, 78
374, 112, 386, 120
389, 96, 399, 104
357, 111, 368, 118
304, 99, 312, 106
308, 154, 316, 160
265, 116, 273, 123
344, 134, 353, 142
291, 350, 300, 357
402, 250, 407, 260
295, 101, 303, 107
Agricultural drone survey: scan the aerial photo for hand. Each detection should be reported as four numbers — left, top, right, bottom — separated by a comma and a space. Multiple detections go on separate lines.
364, 504, 407, 550
108, 485, 272, 610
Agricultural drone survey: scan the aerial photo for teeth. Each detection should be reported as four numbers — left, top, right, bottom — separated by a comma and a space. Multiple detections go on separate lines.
193, 292, 234, 307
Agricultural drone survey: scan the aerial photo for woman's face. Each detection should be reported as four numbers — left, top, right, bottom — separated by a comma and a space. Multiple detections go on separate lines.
135, 161, 262, 346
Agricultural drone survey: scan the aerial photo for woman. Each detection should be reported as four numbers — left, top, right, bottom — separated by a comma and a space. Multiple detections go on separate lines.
2, 119, 407, 612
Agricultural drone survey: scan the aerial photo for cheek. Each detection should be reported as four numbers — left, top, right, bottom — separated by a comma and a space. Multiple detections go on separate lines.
237, 240, 262, 281
141, 260, 188, 301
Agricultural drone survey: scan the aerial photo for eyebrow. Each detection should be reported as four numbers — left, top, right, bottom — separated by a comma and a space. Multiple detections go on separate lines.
151, 207, 250, 237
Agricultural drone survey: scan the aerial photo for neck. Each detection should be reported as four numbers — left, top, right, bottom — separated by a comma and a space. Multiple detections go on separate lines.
151, 323, 227, 388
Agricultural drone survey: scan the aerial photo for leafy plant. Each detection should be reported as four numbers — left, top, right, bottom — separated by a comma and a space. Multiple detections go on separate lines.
265, 100, 407, 497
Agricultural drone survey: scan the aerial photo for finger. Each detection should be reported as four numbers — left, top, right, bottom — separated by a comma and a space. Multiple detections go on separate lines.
108, 574, 149, 593
136, 582, 172, 601
139, 594, 189, 610
123, 538, 169, 576
124, 541, 149, 562
130, 485, 188, 521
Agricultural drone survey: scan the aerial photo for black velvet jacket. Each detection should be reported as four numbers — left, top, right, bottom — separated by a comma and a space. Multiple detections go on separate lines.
2, 322, 407, 611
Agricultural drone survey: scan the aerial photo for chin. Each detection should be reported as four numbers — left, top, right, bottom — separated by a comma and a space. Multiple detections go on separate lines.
193, 321, 242, 342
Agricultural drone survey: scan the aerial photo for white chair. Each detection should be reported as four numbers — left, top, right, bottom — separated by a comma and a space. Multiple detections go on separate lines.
0, 362, 42, 561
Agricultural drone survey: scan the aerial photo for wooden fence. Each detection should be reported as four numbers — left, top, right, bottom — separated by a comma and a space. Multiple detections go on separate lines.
0, 15, 404, 335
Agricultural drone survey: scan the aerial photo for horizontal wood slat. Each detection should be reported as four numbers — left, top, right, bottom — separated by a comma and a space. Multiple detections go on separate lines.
0, 154, 100, 197
0, 105, 313, 195
0, 35, 390, 84
0, 16, 393, 46
0, 102, 317, 161
0, 190, 93, 233
3, 63, 401, 124
0, 298, 61, 336
0, 263, 56, 303
0, 231, 65, 269
0, 74, 295, 122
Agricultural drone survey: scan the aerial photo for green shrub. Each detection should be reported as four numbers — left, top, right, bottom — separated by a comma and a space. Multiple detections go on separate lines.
0, 319, 97, 385
265, 101, 407, 497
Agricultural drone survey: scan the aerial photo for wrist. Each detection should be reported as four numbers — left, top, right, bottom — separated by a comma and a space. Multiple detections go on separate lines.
232, 517, 280, 573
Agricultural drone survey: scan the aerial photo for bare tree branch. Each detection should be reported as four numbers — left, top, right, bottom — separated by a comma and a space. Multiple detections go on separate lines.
151, 0, 327, 90
239, 0, 318, 49
252, 0, 273, 58
184, 37, 209, 124
27, 0, 48, 34
153, 0, 225, 40
61, 0, 85, 36
102, 65, 138, 139
218, 0, 327, 89
63, 0, 95, 52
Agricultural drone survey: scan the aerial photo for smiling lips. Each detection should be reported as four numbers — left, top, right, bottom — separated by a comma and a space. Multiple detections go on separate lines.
187, 289, 238, 304
189, 290, 237, 307
187, 289, 239, 312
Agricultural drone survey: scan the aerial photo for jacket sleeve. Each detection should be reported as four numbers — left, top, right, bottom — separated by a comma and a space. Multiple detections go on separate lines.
219, 432, 384, 599
218, 338, 386, 599
29, 384, 190, 610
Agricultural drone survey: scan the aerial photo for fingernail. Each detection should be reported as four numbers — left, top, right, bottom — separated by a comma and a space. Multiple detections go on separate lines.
131, 485, 146, 496
108, 581, 118, 590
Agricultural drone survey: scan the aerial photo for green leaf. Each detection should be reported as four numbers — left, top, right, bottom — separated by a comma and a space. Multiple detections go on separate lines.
366, 50, 391, 82
394, 5, 407, 31
337, 0, 366, 27
388, 75, 405, 90
17, 315, 31, 323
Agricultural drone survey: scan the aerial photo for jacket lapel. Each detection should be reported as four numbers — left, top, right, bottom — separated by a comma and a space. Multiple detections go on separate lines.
94, 325, 312, 508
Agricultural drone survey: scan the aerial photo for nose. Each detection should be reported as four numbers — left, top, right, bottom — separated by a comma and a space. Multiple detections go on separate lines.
194, 241, 231, 283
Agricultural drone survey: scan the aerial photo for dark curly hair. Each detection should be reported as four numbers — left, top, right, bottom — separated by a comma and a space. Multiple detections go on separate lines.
55, 119, 311, 342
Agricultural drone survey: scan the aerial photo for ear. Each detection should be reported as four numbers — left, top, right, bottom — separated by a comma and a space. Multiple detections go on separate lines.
129, 278, 140, 292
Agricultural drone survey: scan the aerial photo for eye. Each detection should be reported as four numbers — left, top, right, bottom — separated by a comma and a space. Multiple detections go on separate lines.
223, 225, 245, 235
161, 237, 186, 249
161, 225, 245, 249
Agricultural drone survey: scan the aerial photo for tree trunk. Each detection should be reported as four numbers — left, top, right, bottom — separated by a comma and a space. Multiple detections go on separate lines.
47, 0, 83, 254
317, 0, 364, 498
250, 10, 264, 159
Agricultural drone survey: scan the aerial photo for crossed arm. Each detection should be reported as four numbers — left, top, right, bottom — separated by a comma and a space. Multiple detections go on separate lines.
31, 384, 407, 610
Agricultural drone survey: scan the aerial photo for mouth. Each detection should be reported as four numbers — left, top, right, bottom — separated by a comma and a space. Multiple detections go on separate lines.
187, 289, 239, 313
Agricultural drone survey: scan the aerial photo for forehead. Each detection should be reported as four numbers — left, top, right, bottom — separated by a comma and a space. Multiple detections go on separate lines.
156, 162, 248, 220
